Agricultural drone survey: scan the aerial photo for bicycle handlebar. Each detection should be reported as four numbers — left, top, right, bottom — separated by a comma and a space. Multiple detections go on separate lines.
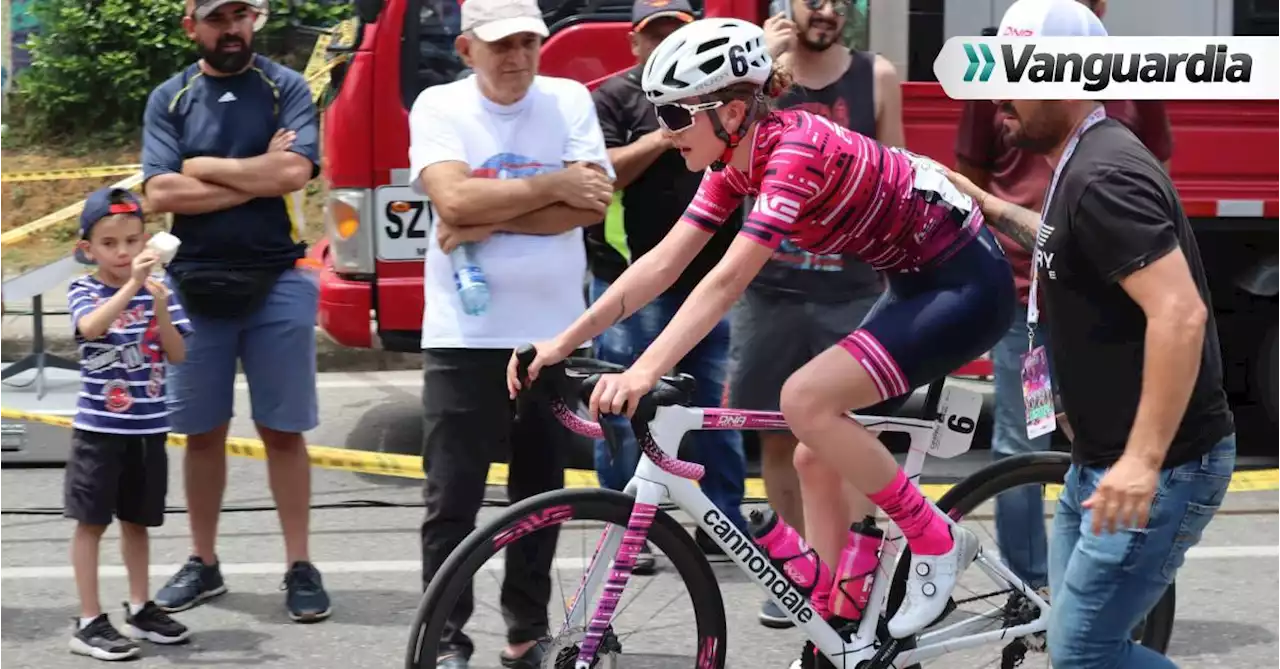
514, 344, 706, 481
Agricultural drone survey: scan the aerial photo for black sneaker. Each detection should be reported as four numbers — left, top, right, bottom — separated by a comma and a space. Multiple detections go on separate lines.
156, 556, 227, 612
694, 529, 731, 562
123, 601, 191, 644
283, 560, 332, 622
499, 639, 548, 668
69, 614, 141, 661
633, 542, 658, 576
759, 598, 794, 628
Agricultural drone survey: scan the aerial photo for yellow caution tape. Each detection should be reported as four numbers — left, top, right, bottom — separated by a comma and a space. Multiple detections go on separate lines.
4, 408, 1277, 500
1, 164, 144, 183
0, 172, 144, 246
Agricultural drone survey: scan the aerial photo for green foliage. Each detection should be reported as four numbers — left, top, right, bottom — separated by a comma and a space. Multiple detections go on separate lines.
6, 0, 352, 148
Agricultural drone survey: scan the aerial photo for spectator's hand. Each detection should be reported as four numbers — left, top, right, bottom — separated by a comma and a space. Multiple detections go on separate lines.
506, 338, 574, 399
588, 369, 658, 420
553, 163, 614, 215
130, 250, 160, 284
143, 278, 171, 304
764, 13, 798, 58
944, 167, 990, 210
437, 221, 495, 254
268, 129, 297, 153
1082, 453, 1159, 535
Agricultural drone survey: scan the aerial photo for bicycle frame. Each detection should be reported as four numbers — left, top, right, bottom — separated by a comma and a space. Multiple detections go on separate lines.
557, 384, 1051, 669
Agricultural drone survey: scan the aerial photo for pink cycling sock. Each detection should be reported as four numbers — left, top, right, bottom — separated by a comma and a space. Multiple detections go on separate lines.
868, 469, 954, 556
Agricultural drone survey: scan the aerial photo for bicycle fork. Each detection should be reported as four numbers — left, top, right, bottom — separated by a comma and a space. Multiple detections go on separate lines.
559, 479, 667, 669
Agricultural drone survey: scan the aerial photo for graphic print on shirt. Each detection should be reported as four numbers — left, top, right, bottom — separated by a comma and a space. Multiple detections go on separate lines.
67, 275, 192, 435
472, 152, 557, 180
680, 110, 980, 273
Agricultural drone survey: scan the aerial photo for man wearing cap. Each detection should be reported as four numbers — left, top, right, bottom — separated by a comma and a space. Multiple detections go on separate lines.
948, 1, 1235, 667
409, 0, 614, 665
585, 0, 749, 573
140, 0, 329, 622
952, 0, 1175, 601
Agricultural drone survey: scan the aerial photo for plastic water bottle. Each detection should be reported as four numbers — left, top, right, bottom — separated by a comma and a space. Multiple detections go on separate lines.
829, 516, 885, 623
748, 508, 834, 619
449, 243, 489, 316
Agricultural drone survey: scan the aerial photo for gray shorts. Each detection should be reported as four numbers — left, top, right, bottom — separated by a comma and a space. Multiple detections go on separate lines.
728, 288, 880, 413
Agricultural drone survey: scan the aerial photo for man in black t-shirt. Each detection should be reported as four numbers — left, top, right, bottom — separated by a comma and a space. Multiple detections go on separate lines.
947, 2, 1237, 667
586, 0, 749, 572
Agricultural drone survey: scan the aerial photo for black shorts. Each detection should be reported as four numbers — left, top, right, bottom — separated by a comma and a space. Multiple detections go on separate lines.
63, 429, 169, 527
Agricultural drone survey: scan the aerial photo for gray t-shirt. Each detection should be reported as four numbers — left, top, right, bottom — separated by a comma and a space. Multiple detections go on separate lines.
749, 51, 884, 303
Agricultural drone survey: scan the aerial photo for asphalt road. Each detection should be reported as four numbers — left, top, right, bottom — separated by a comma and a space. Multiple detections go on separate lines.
3, 370, 1278, 668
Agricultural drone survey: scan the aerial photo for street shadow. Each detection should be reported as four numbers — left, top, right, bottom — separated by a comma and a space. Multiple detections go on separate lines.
143, 628, 285, 666
1166, 618, 1277, 658
1, 605, 77, 641
0, 606, 281, 664
207, 589, 421, 628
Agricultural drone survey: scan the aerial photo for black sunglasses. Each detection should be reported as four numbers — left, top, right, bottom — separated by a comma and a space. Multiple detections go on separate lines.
802, 0, 849, 16
654, 100, 726, 133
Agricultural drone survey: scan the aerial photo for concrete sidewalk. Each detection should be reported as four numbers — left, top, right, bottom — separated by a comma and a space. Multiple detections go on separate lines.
1, 277, 421, 373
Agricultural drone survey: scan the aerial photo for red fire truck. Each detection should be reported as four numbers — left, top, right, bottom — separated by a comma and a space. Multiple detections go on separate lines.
312, 0, 1278, 456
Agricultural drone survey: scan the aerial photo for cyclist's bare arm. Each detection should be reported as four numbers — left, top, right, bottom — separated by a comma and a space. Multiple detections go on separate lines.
628, 235, 773, 382
556, 222, 713, 348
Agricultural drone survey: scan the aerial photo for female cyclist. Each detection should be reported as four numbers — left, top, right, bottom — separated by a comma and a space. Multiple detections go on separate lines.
506, 17, 1015, 643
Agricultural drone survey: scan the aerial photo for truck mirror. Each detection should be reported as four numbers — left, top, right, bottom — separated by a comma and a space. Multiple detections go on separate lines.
356, 0, 384, 24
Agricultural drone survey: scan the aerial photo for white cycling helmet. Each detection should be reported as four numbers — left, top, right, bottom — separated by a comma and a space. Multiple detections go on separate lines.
641, 17, 773, 105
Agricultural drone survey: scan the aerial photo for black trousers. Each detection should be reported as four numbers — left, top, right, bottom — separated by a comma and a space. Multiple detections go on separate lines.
420, 348, 566, 657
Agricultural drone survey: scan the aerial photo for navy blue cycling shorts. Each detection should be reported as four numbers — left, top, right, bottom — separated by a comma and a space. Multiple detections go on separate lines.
839, 226, 1015, 401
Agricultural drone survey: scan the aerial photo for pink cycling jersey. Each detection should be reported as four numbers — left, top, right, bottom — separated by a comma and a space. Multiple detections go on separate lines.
681, 109, 982, 272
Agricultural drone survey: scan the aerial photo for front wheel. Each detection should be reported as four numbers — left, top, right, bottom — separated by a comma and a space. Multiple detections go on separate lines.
886, 451, 1176, 665
406, 488, 729, 669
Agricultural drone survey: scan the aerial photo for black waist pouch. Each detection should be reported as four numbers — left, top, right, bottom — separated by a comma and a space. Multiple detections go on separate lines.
174, 267, 285, 320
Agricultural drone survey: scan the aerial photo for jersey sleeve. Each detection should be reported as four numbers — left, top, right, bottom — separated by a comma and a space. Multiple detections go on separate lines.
67, 279, 99, 340
163, 275, 194, 337
679, 168, 745, 233
737, 148, 821, 251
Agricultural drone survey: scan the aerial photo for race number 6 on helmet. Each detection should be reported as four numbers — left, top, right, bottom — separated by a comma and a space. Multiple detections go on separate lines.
641, 18, 773, 166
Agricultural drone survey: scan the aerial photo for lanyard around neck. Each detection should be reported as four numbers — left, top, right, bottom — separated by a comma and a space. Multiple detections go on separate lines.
1027, 106, 1108, 330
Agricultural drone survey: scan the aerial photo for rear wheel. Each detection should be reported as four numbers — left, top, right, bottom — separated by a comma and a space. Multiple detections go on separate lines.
406, 488, 729, 668
885, 452, 1176, 666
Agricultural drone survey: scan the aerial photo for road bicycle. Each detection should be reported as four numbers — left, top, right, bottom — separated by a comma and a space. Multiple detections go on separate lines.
407, 346, 1176, 668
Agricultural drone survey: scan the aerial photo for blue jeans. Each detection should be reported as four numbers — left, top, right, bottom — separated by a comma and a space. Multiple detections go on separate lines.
1047, 435, 1236, 669
992, 304, 1053, 589
588, 276, 748, 532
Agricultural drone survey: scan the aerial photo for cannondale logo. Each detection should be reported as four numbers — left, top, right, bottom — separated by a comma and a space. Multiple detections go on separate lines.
935, 37, 1279, 100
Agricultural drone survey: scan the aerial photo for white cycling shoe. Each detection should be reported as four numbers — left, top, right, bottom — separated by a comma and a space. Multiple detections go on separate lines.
887, 523, 980, 639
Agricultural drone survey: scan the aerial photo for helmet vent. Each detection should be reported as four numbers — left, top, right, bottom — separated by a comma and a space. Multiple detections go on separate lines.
695, 37, 730, 54
700, 56, 725, 75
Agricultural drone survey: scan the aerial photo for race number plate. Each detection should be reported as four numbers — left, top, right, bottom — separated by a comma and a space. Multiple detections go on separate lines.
373, 185, 435, 263
928, 384, 983, 459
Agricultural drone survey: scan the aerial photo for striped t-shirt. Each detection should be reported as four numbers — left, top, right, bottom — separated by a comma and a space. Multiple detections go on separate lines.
68, 274, 193, 435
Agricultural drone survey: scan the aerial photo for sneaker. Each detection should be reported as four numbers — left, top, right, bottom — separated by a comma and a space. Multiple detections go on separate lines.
437, 651, 469, 669
283, 560, 333, 622
499, 639, 548, 668
69, 614, 141, 661
156, 556, 227, 613
122, 601, 191, 644
887, 524, 979, 639
633, 542, 657, 576
695, 528, 731, 562
758, 599, 794, 629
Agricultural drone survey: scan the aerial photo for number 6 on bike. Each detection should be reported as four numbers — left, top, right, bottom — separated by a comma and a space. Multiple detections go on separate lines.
928, 385, 983, 459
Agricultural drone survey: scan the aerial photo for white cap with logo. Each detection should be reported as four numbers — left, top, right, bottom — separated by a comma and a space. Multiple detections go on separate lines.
997, 0, 1108, 38
462, 0, 550, 42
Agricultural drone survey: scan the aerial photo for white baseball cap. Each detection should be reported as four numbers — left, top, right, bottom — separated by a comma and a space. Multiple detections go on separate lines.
997, 0, 1108, 38
461, 0, 549, 42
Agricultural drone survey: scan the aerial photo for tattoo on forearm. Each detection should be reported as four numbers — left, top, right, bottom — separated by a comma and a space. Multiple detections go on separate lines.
988, 201, 1041, 252
611, 296, 627, 327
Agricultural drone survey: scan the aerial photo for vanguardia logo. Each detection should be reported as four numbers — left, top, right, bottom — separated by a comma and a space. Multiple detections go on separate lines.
935, 37, 1279, 101
963, 43, 996, 82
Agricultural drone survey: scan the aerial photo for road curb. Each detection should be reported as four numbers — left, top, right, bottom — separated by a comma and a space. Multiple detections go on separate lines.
0, 328, 423, 374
